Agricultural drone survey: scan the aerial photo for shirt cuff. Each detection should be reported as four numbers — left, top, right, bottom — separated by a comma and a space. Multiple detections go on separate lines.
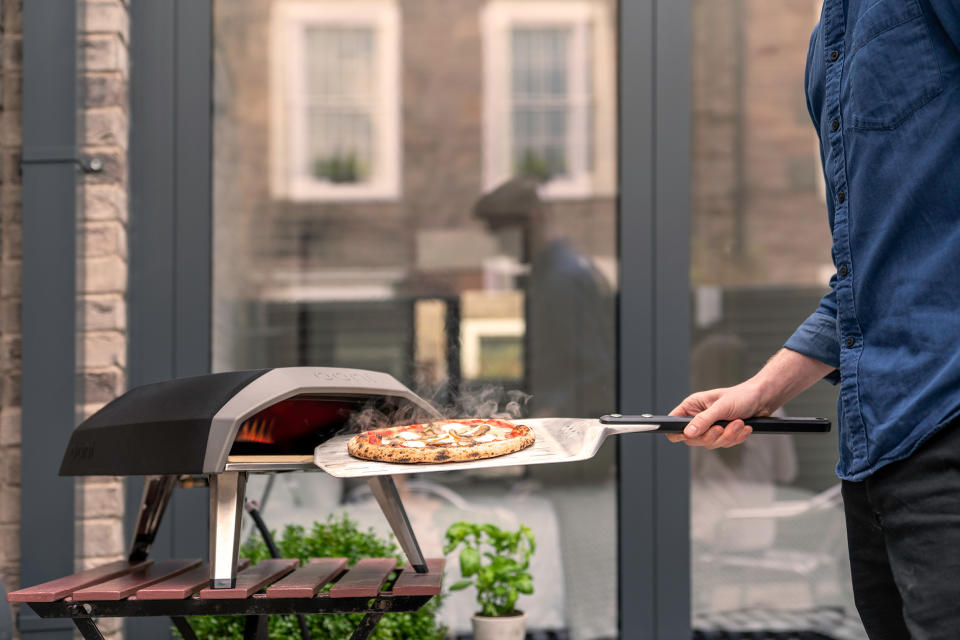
784, 311, 841, 385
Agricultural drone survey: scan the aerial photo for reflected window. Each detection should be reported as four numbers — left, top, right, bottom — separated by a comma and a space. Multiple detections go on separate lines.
270, 1, 400, 200
483, 1, 615, 199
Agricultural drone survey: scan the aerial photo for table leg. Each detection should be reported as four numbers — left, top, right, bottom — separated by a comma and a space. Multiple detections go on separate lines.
171, 616, 199, 640
72, 618, 106, 640
349, 612, 384, 640
243, 615, 268, 640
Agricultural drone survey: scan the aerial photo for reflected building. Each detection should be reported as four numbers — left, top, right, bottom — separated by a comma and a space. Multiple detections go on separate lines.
213, 0, 618, 405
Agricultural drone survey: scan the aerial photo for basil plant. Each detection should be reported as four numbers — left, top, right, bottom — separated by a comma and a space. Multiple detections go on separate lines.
443, 521, 536, 617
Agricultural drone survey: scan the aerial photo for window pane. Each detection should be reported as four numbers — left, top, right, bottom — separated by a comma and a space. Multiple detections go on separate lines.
689, 1, 864, 636
304, 27, 376, 182
511, 27, 573, 182
213, 2, 620, 639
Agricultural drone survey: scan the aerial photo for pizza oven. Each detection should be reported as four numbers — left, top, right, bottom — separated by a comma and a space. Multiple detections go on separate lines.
59, 367, 441, 588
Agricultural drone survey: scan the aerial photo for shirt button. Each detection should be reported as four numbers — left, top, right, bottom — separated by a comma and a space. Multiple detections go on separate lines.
830, 50, 840, 61
832, 119, 840, 131
839, 264, 848, 277
838, 191, 846, 204
845, 337, 856, 348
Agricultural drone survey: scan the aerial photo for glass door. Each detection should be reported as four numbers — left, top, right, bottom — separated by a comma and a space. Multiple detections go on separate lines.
688, 1, 865, 636
212, 1, 620, 637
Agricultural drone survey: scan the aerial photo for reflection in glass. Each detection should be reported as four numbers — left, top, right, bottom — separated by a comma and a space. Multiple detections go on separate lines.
213, 1, 618, 638
689, 1, 864, 636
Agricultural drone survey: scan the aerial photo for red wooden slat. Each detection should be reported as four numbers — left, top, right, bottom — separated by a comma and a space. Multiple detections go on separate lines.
265, 557, 347, 598
329, 558, 397, 598
7, 560, 153, 603
135, 558, 252, 600
391, 558, 445, 596
198, 558, 298, 600
72, 559, 201, 601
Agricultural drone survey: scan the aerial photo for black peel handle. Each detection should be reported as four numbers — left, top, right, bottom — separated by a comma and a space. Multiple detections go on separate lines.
599, 414, 831, 434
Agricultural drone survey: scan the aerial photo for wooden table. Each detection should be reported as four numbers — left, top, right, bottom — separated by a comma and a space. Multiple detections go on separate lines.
8, 557, 444, 640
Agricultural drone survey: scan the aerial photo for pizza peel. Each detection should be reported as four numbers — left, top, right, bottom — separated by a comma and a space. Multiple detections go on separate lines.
313, 414, 830, 478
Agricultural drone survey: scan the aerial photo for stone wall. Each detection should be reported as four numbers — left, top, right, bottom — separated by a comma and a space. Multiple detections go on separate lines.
0, 1, 130, 638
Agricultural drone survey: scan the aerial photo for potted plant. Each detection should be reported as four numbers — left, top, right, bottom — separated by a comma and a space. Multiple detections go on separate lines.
443, 521, 536, 640
312, 151, 365, 183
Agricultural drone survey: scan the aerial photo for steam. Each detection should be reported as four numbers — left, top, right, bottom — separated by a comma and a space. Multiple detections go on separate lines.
345, 385, 532, 432
446, 386, 530, 420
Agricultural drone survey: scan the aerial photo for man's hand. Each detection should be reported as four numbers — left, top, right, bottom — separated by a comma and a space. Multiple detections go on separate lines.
666, 348, 835, 449
666, 384, 769, 449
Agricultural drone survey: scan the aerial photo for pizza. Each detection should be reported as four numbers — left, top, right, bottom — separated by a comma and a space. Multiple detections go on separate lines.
347, 418, 535, 464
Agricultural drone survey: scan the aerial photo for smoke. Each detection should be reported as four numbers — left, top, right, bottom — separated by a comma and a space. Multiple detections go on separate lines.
445, 386, 530, 420
344, 385, 532, 432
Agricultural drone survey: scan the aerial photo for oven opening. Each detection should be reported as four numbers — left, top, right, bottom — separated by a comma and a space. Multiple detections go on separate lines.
227, 394, 429, 459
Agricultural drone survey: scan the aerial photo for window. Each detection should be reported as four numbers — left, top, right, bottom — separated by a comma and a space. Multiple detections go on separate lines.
483, 1, 616, 199
270, 2, 400, 200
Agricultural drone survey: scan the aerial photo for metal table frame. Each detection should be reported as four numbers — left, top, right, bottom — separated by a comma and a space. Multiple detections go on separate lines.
26, 592, 434, 640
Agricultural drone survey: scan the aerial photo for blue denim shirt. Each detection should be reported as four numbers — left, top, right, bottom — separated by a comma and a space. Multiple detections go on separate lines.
784, 0, 960, 481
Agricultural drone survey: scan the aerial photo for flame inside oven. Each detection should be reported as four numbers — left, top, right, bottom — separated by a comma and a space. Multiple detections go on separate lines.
230, 397, 355, 455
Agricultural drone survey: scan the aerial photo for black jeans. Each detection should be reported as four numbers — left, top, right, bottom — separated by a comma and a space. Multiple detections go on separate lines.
841, 421, 960, 640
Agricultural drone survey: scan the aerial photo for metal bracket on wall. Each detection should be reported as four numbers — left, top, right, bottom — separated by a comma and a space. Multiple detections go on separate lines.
20, 146, 104, 173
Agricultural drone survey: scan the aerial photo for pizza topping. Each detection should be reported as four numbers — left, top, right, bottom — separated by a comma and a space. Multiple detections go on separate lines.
474, 433, 497, 443
401, 440, 426, 448
395, 431, 423, 441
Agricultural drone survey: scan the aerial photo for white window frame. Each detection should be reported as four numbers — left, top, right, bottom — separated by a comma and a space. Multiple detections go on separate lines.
482, 1, 616, 200
460, 317, 526, 380
270, 1, 400, 201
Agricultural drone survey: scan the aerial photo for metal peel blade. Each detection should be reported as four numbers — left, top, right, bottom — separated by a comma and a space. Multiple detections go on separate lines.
312, 418, 659, 478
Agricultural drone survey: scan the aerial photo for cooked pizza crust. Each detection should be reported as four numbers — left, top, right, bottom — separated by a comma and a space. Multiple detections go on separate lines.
347, 420, 535, 464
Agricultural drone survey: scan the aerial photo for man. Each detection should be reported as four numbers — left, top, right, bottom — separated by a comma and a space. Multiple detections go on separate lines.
669, 1, 960, 638
473, 178, 615, 422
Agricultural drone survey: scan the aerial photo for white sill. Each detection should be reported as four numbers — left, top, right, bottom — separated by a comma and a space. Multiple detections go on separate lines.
283, 177, 400, 202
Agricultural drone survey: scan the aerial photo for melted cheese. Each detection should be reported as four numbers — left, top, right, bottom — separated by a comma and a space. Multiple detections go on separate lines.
474, 433, 497, 443
395, 431, 422, 440
401, 440, 426, 448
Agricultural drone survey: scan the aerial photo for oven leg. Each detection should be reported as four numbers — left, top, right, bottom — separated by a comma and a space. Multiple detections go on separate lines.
366, 476, 428, 573
209, 471, 248, 589
72, 618, 106, 640
128, 474, 178, 562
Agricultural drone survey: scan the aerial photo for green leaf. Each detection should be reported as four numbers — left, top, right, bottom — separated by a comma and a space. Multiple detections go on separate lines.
515, 574, 534, 595
460, 547, 481, 577
449, 580, 473, 591
506, 587, 518, 611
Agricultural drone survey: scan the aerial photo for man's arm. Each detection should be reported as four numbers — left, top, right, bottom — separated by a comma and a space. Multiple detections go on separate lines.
667, 348, 835, 449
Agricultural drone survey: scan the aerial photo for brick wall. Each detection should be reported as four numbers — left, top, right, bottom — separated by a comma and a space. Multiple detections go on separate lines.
76, 2, 131, 638
692, 0, 832, 287
0, 0, 24, 604
0, 1, 131, 638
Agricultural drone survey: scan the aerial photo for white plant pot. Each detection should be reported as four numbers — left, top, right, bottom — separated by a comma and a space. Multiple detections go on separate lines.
471, 612, 527, 640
